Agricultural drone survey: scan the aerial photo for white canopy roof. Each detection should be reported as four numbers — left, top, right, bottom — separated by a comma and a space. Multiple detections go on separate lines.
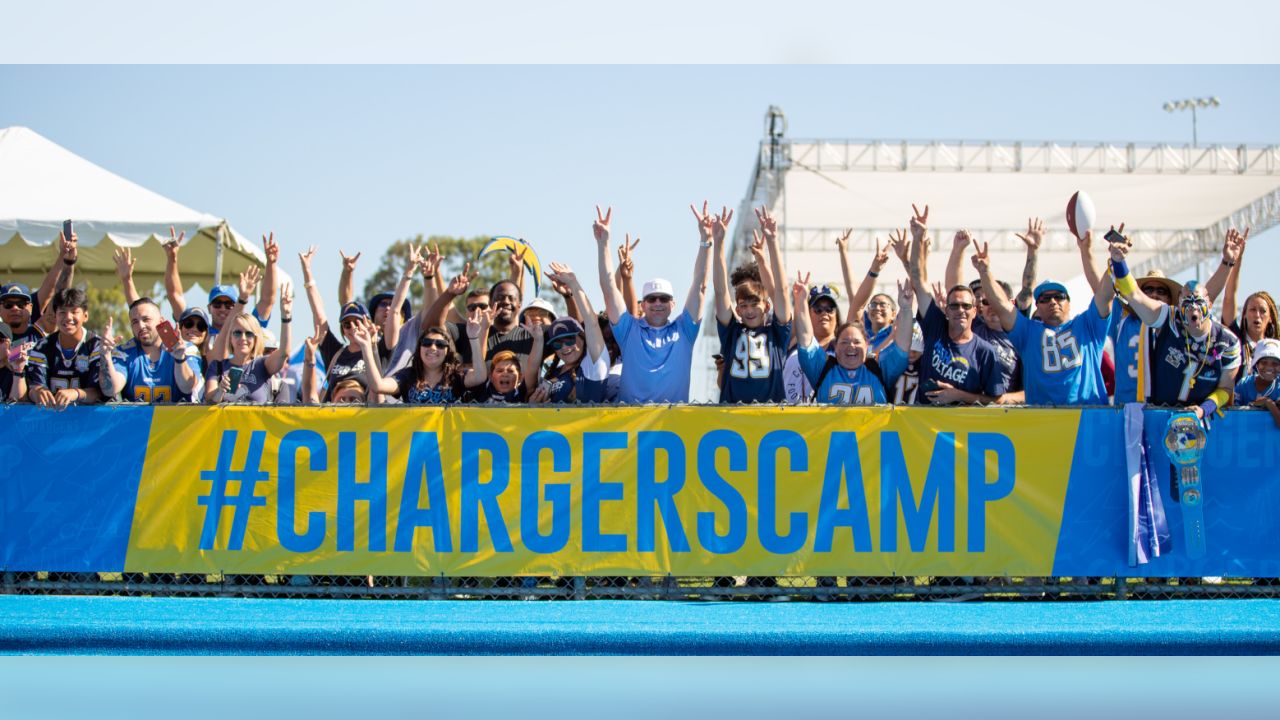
0, 126, 267, 292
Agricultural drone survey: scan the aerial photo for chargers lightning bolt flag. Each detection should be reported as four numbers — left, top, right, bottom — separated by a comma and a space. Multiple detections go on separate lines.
477, 236, 542, 294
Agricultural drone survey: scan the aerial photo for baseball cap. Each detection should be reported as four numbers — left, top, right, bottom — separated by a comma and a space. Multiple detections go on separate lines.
519, 298, 556, 322
548, 317, 584, 343
179, 306, 211, 326
0, 283, 33, 303
641, 278, 674, 299
369, 292, 412, 321
208, 285, 238, 304
1033, 280, 1070, 302
340, 301, 370, 321
1253, 338, 1280, 371
910, 322, 924, 354
808, 284, 839, 308
260, 327, 279, 350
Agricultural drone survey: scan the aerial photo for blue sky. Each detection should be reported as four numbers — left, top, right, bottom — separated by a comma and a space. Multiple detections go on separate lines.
2, 64, 1278, 333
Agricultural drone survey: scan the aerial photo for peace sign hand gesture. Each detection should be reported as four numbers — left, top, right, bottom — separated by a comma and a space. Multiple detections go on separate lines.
909, 203, 929, 242
690, 201, 715, 243
888, 228, 910, 266
834, 228, 852, 255
593, 205, 612, 246
791, 270, 812, 307
262, 232, 279, 264
970, 241, 992, 273
755, 205, 778, 239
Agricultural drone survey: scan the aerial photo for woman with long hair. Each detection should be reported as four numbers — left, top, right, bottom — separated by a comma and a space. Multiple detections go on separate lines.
203, 286, 292, 403
358, 307, 489, 404
523, 263, 612, 403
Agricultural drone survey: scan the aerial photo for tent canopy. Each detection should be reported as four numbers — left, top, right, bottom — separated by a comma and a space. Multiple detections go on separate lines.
0, 126, 267, 294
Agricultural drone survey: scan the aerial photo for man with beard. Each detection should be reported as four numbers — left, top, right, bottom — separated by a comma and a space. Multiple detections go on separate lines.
100, 298, 202, 403
25, 288, 105, 407
427, 276, 534, 369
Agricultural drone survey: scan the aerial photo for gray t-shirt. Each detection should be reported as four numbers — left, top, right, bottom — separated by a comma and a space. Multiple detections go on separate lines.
205, 356, 275, 403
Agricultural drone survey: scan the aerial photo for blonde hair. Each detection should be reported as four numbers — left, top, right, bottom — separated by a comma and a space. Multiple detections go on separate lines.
230, 312, 265, 358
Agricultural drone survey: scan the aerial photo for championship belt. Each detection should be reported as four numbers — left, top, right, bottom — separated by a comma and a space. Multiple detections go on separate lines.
1162, 412, 1208, 559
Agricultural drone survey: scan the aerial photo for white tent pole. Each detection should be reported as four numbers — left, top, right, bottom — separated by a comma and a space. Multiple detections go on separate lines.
214, 221, 226, 285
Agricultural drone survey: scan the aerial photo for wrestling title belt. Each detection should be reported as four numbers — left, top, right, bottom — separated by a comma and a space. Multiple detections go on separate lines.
1162, 412, 1208, 559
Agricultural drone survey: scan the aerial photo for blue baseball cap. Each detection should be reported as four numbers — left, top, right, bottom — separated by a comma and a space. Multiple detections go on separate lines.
0, 282, 33, 303
208, 285, 238, 303
807, 284, 839, 308
340, 301, 370, 321
369, 292, 411, 321
179, 306, 211, 326
548, 317, 584, 343
1033, 280, 1070, 302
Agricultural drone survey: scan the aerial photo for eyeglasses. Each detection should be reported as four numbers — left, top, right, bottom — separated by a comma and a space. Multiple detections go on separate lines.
231, 330, 254, 340
181, 319, 208, 331
946, 302, 975, 312
420, 338, 450, 350
1, 300, 29, 310
549, 337, 578, 351
1037, 293, 1068, 304
466, 302, 489, 312
643, 295, 672, 305
1141, 285, 1171, 297
210, 300, 235, 310
867, 301, 893, 309
811, 304, 837, 316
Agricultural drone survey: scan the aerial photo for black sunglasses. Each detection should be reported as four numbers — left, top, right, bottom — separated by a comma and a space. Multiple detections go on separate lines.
811, 304, 837, 315
181, 319, 208, 331
1037, 293, 1068, 304
2, 300, 30, 309
549, 337, 578, 350
466, 302, 489, 312
420, 338, 450, 349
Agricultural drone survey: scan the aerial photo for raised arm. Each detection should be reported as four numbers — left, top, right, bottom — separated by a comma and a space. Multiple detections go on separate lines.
508, 245, 527, 303
616, 235, 640, 320
711, 223, 733, 326
790, 273, 814, 349
945, 230, 971, 292
747, 231, 776, 306
907, 204, 933, 313
594, 206, 627, 324
685, 202, 723, 321
893, 278, 915, 353
549, 262, 605, 365
386, 243, 423, 348
1014, 218, 1044, 313
163, 227, 187, 317
97, 318, 126, 399
757, 206, 790, 324
523, 321, 545, 392
415, 243, 443, 325
834, 228, 856, 311
1085, 228, 1112, 318
848, 238, 890, 322
256, 233, 279, 321
1107, 232, 1163, 326
263, 282, 293, 377
299, 323, 324, 404
298, 245, 327, 328
338, 250, 360, 308
460, 309, 491, 388
1213, 228, 1246, 320
972, 241, 1018, 332
426, 262, 475, 329
113, 247, 140, 306
350, 321, 398, 395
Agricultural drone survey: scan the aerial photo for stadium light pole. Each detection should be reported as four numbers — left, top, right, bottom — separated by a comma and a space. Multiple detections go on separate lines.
1163, 96, 1220, 147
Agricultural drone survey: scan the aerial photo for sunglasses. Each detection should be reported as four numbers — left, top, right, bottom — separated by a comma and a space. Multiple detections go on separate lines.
946, 302, 975, 312
466, 302, 489, 312
1141, 285, 1172, 297
1037, 293, 1068, 304
181, 319, 208, 331
867, 301, 893, 309
420, 338, 450, 350
643, 295, 672, 304
231, 330, 254, 340
549, 337, 578, 351
340, 319, 362, 329
1, 300, 30, 310
811, 304, 837, 315
210, 300, 235, 310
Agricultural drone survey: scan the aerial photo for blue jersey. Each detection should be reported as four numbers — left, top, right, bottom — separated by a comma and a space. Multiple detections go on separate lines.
917, 303, 1009, 405
111, 338, 202, 403
1008, 302, 1111, 406
1108, 299, 1155, 405
612, 310, 700, 404
25, 331, 104, 395
541, 351, 612, 404
797, 339, 907, 405
391, 367, 466, 404
1149, 305, 1241, 406
717, 315, 790, 403
1235, 374, 1280, 405
972, 321, 1021, 394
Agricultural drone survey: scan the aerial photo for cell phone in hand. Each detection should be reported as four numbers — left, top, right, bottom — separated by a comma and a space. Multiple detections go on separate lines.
155, 319, 180, 351
228, 366, 244, 394
63, 219, 73, 241
7, 348, 22, 364
1104, 228, 1127, 245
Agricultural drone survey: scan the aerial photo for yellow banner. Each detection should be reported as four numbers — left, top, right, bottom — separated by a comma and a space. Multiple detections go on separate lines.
126, 406, 1080, 576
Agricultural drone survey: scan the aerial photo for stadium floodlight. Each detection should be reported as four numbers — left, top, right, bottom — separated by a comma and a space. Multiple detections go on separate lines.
1164, 95, 1221, 147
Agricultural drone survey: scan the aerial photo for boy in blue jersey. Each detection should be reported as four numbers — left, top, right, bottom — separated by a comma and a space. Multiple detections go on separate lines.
906, 206, 1009, 405
713, 205, 791, 403
1109, 239, 1240, 421
594, 204, 713, 404
1239, 339, 1280, 428
100, 298, 202, 403
792, 272, 913, 405
974, 229, 1113, 406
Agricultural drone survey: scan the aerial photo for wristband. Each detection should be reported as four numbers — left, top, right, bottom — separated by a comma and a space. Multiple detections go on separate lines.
699, 241, 712, 249
304, 282, 315, 290
423, 274, 435, 280
1204, 388, 1231, 417
63, 258, 76, 266
236, 297, 248, 305
1223, 259, 1236, 267
281, 315, 293, 324
867, 270, 880, 279
1111, 258, 1138, 297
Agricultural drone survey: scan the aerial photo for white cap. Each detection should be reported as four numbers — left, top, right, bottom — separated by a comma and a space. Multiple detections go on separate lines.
260, 327, 279, 349
910, 322, 924, 354
641, 278, 675, 299
519, 298, 556, 321
1253, 338, 1280, 371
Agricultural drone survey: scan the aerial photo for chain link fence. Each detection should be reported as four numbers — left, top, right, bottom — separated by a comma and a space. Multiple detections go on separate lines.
6, 572, 1280, 601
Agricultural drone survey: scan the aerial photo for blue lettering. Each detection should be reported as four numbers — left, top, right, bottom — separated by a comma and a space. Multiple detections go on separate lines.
758, 430, 808, 554
582, 432, 628, 552
695, 430, 748, 554
277, 430, 327, 553
337, 432, 388, 552
394, 432, 453, 552
881, 431, 955, 552
814, 432, 873, 552
636, 431, 690, 553
521, 431, 572, 554
967, 432, 1015, 552
460, 432, 512, 553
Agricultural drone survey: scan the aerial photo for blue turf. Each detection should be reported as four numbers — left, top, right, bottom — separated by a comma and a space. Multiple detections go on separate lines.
4, 596, 1280, 655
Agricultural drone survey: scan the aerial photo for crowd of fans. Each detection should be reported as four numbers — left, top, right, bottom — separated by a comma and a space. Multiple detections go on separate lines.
1, 202, 1277, 428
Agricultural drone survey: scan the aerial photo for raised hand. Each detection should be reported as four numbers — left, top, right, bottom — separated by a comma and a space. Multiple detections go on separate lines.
99, 317, 118, 357
909, 203, 929, 242
340, 250, 362, 273
617, 235, 639, 279
420, 242, 443, 278
952, 229, 973, 253
262, 232, 279, 264
897, 277, 914, 309
1015, 218, 1045, 251
112, 247, 135, 281
755, 205, 778, 239
888, 228, 910, 266
711, 206, 733, 244
547, 261, 581, 291
280, 281, 294, 314
60, 231, 79, 263
466, 304, 491, 339
299, 245, 318, 273
1224, 227, 1249, 265
970, 241, 991, 273
1107, 232, 1131, 262
238, 264, 262, 301
593, 205, 613, 246
690, 201, 715, 243
750, 230, 768, 263
931, 281, 947, 310
791, 270, 812, 306
303, 322, 324, 362
834, 228, 852, 255
529, 318, 545, 341
509, 244, 528, 275
404, 243, 424, 278
349, 322, 373, 351
870, 238, 890, 272
447, 261, 475, 296
163, 226, 184, 262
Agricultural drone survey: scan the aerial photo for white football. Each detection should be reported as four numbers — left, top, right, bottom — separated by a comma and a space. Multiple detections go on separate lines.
1066, 191, 1096, 240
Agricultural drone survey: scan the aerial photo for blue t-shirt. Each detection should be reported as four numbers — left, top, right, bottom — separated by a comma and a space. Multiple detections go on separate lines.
541, 351, 611, 404
972, 321, 1021, 394
797, 339, 907, 405
1008, 302, 1111, 406
111, 338, 203, 403
1235, 374, 1280, 405
1108, 299, 1152, 405
917, 303, 1009, 405
209, 306, 270, 336
612, 310, 700, 404
391, 367, 465, 404
1149, 305, 1241, 407
717, 315, 791, 403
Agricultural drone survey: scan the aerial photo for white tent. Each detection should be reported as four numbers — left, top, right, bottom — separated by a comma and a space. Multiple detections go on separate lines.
0, 126, 267, 295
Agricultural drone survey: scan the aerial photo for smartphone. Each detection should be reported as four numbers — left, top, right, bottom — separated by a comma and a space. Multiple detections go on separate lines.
63, 219, 73, 241
228, 366, 244, 394
1104, 228, 1127, 245
155, 319, 180, 350
7, 348, 22, 364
